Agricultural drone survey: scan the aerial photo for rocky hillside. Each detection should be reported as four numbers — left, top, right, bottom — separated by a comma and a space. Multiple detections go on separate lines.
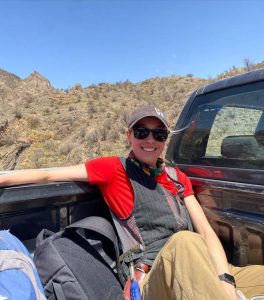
0, 61, 263, 170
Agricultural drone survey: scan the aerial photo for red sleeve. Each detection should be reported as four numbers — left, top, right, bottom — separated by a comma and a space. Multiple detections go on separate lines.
85, 157, 120, 185
175, 168, 194, 198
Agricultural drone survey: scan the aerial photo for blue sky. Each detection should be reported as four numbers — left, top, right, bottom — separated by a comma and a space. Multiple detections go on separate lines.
0, 0, 263, 89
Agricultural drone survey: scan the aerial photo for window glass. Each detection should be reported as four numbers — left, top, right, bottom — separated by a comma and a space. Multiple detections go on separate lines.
173, 84, 264, 169
206, 106, 262, 157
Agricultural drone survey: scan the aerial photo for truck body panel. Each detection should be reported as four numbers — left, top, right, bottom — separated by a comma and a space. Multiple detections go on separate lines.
166, 69, 264, 266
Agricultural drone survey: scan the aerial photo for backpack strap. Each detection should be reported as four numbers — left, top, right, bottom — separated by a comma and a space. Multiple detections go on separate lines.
66, 216, 125, 286
66, 216, 120, 259
53, 282, 66, 300
165, 167, 194, 232
36, 229, 56, 248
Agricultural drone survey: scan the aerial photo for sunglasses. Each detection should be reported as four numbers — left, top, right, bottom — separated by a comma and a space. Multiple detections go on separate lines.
132, 127, 169, 142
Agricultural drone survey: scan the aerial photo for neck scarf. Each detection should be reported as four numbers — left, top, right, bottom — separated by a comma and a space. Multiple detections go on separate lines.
127, 150, 165, 177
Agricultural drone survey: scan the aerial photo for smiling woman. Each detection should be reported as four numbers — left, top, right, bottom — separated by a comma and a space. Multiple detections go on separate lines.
126, 105, 170, 166
0, 104, 264, 300
128, 118, 167, 167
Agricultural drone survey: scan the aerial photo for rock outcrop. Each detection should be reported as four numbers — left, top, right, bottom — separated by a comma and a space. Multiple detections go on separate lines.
0, 143, 30, 170
18, 71, 53, 95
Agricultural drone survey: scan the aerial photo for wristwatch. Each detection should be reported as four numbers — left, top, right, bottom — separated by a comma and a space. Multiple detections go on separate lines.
218, 273, 236, 287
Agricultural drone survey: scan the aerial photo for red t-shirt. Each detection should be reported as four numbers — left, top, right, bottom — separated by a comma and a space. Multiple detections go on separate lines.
85, 156, 194, 219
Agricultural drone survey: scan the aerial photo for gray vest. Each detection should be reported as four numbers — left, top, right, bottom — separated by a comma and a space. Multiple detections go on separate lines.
113, 158, 193, 266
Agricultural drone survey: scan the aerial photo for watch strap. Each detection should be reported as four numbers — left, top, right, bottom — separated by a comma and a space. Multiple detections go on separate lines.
219, 273, 236, 287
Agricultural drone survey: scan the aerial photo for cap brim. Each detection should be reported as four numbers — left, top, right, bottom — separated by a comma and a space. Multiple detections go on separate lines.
129, 114, 169, 130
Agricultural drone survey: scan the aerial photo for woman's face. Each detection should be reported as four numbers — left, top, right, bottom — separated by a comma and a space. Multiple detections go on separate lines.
127, 117, 166, 167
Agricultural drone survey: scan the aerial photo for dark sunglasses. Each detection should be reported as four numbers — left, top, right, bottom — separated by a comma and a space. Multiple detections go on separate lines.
132, 127, 169, 142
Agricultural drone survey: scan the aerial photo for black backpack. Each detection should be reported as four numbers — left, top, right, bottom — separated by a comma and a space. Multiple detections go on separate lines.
33, 216, 124, 300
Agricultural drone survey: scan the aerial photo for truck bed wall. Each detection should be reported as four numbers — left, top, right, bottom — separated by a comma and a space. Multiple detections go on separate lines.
0, 181, 110, 252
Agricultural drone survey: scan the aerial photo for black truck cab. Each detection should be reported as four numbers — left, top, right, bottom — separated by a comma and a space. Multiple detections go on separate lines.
166, 68, 264, 266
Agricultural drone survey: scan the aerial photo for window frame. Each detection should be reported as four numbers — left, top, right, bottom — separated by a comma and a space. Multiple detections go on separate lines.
170, 80, 264, 175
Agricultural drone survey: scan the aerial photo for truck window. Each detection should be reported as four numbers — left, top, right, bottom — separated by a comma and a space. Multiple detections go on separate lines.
206, 106, 262, 157
173, 83, 264, 170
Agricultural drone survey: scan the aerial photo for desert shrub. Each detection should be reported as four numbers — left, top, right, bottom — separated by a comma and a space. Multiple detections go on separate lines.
133, 90, 141, 100
62, 116, 74, 125
85, 130, 98, 144
91, 92, 100, 100
101, 142, 113, 152
0, 135, 16, 146
89, 84, 97, 88
68, 105, 75, 111
44, 140, 56, 151
87, 102, 96, 113
244, 57, 254, 71
43, 108, 50, 115
103, 119, 111, 130
108, 129, 119, 141
121, 110, 130, 125
59, 142, 74, 155
14, 107, 22, 119
120, 126, 126, 134
27, 116, 40, 129
99, 127, 107, 141
178, 86, 186, 93
79, 126, 86, 138
29, 130, 54, 142
33, 149, 43, 168
67, 148, 82, 164
100, 106, 106, 113
87, 102, 97, 118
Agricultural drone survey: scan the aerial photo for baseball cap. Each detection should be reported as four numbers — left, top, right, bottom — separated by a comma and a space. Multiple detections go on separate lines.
127, 104, 170, 130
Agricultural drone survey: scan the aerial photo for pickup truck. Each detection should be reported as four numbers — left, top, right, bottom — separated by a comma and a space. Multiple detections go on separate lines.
1, 68, 264, 268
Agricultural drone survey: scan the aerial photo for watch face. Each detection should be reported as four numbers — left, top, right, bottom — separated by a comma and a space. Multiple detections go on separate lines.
224, 274, 235, 283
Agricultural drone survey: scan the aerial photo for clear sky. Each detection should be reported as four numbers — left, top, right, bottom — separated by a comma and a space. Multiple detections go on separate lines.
0, 0, 263, 89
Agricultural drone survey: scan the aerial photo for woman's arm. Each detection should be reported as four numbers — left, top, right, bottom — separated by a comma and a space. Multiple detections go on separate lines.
184, 194, 237, 300
0, 164, 89, 187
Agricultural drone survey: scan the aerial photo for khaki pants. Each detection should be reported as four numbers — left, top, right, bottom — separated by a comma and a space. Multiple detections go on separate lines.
141, 231, 264, 300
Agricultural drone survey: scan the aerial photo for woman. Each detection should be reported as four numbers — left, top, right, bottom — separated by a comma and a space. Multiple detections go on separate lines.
0, 104, 263, 300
